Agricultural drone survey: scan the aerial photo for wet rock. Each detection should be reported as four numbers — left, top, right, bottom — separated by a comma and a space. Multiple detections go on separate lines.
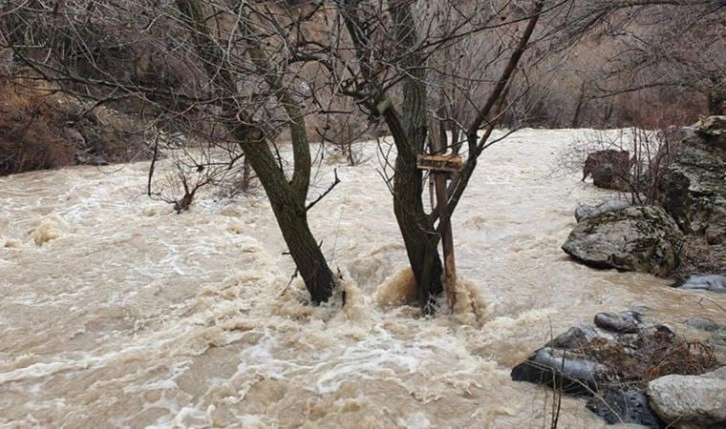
562, 206, 683, 276
674, 274, 726, 293
575, 199, 632, 223
510, 347, 607, 396
595, 310, 642, 333
586, 388, 664, 428
647, 366, 726, 429
684, 317, 720, 332
548, 325, 601, 350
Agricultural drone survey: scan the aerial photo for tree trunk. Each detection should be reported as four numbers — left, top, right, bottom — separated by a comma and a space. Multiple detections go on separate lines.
391, 139, 444, 312
386, 0, 444, 313
231, 127, 337, 304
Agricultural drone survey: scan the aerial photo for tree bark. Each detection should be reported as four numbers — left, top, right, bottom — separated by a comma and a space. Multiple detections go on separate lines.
386, 0, 444, 312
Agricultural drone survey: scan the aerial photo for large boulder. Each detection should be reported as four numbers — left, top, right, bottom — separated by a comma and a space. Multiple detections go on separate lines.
562, 206, 683, 276
660, 116, 726, 245
647, 366, 726, 429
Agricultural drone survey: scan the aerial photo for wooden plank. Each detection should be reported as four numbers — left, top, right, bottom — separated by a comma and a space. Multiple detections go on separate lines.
417, 154, 463, 172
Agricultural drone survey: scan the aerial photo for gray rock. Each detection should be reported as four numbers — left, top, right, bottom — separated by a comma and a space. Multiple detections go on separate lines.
647, 366, 726, 429
587, 388, 663, 428
595, 310, 642, 333
684, 317, 720, 332
510, 347, 608, 395
676, 275, 726, 293
582, 149, 633, 191
548, 325, 601, 350
562, 206, 683, 276
575, 199, 632, 223
63, 127, 86, 148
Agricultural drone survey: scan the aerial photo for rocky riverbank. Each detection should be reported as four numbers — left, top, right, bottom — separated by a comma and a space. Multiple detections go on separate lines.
511, 309, 726, 428
563, 116, 726, 285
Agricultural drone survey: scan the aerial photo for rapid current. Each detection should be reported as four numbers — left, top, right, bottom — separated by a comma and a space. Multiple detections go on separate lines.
2, 129, 725, 428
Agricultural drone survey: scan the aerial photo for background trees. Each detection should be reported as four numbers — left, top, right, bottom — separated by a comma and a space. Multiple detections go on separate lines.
545, 0, 726, 126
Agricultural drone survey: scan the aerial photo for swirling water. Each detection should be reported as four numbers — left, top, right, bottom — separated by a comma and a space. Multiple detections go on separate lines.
1, 129, 724, 428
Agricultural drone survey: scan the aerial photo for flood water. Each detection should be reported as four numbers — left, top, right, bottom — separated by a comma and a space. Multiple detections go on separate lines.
1, 129, 724, 428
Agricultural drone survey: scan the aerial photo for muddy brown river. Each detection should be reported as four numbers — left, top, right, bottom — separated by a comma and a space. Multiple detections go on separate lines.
1, 129, 724, 428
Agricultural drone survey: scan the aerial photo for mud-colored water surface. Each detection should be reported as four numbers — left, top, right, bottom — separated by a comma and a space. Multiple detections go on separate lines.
2, 129, 724, 428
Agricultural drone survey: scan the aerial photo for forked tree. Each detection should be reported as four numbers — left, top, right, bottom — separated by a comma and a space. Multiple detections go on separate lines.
2, 0, 575, 312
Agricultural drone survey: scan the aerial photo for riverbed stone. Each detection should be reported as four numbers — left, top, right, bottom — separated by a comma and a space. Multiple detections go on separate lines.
675, 274, 726, 293
561, 206, 683, 276
647, 366, 726, 429
594, 310, 642, 333
586, 388, 663, 428
510, 346, 607, 395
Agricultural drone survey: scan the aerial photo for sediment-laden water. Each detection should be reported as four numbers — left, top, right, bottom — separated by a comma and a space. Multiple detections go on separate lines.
2, 129, 724, 428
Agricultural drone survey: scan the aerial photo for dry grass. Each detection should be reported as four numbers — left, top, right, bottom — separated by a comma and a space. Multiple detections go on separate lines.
584, 332, 719, 389
0, 77, 75, 175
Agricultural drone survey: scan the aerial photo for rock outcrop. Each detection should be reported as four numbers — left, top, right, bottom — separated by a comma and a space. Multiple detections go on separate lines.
562, 206, 683, 276
660, 116, 726, 245
566, 116, 726, 279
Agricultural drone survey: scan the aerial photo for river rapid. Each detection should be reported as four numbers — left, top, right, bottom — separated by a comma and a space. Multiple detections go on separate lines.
1, 129, 725, 428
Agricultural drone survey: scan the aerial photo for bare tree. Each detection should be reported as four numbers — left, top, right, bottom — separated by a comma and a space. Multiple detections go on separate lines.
324, 0, 552, 312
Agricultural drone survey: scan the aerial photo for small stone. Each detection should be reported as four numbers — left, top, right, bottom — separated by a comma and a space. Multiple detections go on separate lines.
548, 325, 600, 350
